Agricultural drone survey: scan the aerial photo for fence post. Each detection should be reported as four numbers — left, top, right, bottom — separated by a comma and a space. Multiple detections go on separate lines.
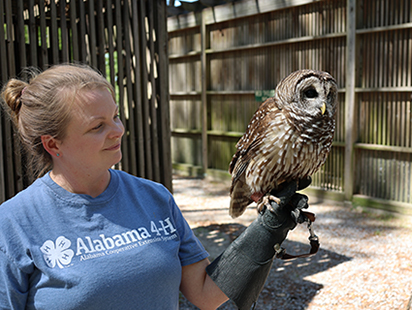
344, 0, 357, 204
201, 10, 208, 176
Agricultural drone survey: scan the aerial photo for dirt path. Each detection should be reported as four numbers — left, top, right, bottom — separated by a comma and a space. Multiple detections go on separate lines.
173, 175, 412, 310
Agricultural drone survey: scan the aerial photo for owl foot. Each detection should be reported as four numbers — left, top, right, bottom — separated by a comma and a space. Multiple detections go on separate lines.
257, 195, 281, 214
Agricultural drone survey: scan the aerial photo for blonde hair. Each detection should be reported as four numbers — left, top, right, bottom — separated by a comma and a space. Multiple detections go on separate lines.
1, 64, 115, 177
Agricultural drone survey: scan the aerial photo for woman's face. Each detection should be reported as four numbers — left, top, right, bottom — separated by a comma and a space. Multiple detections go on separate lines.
57, 88, 125, 174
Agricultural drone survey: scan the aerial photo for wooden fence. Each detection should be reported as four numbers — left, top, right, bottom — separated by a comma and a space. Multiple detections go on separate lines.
168, 0, 412, 215
0, 0, 172, 204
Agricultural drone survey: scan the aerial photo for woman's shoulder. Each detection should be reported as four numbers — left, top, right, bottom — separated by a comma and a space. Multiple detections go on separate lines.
0, 176, 47, 213
111, 170, 175, 211
113, 169, 170, 194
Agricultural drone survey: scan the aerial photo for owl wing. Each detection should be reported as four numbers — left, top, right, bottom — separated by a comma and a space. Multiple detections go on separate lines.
229, 97, 279, 183
229, 98, 281, 218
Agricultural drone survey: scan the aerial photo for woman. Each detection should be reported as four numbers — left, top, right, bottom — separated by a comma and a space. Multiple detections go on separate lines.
0, 64, 306, 310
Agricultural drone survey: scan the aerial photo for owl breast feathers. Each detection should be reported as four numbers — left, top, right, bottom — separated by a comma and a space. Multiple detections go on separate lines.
229, 69, 338, 218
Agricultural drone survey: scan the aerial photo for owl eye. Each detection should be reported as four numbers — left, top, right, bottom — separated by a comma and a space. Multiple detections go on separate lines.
304, 88, 318, 99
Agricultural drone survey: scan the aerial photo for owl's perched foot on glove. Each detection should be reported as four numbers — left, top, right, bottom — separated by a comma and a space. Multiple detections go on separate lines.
256, 178, 306, 215
257, 195, 281, 214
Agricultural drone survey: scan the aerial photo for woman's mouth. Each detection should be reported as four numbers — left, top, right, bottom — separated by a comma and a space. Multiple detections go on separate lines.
105, 142, 121, 151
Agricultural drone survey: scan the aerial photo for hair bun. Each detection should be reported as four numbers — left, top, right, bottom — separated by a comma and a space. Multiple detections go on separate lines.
1, 79, 27, 117
12, 92, 24, 114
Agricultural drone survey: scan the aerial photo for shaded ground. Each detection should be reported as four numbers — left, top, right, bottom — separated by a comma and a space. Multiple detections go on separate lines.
173, 175, 412, 310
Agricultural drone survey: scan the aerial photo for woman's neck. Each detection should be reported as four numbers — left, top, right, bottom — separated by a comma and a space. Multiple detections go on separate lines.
49, 168, 111, 198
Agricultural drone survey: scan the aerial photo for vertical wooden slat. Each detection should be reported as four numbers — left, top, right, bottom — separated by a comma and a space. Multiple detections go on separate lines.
0, 0, 7, 202
4, 0, 19, 196
344, 0, 356, 203
95, 0, 106, 72
154, 0, 173, 190
38, 0, 48, 68
16, 0, 27, 70
69, 0, 79, 61
50, 0, 59, 64
27, 0, 38, 67
131, 0, 146, 178
201, 9, 208, 175
60, 0, 69, 62
401, 96, 406, 147
122, 0, 137, 176
105, 0, 115, 84
406, 99, 411, 148
88, 0, 97, 68
147, 0, 161, 182
13, 0, 25, 190
78, 0, 87, 62
139, 0, 153, 179
114, 0, 129, 172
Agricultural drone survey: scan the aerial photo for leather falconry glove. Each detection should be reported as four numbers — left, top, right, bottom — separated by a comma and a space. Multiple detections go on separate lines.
206, 178, 312, 310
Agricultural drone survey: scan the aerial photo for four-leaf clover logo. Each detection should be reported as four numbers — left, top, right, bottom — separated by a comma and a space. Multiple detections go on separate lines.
40, 236, 74, 268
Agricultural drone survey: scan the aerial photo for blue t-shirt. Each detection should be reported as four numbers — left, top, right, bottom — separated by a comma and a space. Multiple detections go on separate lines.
0, 169, 208, 309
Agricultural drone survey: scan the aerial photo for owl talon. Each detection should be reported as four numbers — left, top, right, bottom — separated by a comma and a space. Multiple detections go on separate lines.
257, 195, 280, 214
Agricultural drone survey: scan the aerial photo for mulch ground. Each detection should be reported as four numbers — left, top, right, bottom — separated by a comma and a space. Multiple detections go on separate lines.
173, 175, 412, 310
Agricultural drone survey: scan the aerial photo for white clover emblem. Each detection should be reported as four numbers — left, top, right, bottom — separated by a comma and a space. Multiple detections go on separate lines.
40, 236, 74, 268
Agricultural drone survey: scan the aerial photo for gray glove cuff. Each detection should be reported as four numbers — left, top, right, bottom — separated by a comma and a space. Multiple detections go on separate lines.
206, 206, 295, 310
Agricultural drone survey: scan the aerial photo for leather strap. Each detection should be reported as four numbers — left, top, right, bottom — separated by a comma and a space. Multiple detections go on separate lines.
274, 211, 320, 260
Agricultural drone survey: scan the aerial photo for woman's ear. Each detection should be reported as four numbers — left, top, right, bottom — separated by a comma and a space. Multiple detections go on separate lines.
41, 135, 61, 158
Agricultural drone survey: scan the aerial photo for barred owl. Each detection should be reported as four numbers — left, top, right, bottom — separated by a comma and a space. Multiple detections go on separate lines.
229, 69, 337, 218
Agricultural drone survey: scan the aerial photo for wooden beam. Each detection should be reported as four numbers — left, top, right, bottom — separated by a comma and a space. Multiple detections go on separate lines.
168, 0, 323, 31
123, 0, 137, 176
0, 0, 6, 202
155, 0, 173, 191
16, 0, 27, 71
27, 0, 38, 66
114, 0, 129, 172
353, 195, 412, 216
78, 0, 87, 62
130, 0, 146, 178
87, 0, 97, 67
139, 0, 153, 179
201, 9, 208, 176
344, 0, 356, 204
50, 0, 59, 64
38, 0, 48, 68
69, 0, 79, 61
60, 0, 69, 62
147, 0, 161, 182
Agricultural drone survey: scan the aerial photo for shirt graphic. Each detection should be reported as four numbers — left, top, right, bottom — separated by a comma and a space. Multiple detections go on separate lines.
39, 217, 178, 268
40, 236, 75, 268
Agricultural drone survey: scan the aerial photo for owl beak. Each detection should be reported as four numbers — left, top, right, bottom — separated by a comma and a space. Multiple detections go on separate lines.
320, 102, 326, 115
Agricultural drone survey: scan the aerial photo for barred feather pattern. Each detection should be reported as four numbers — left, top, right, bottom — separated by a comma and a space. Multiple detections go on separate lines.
229, 69, 337, 218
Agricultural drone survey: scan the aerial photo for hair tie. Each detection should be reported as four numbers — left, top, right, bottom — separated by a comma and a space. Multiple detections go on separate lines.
21, 86, 27, 95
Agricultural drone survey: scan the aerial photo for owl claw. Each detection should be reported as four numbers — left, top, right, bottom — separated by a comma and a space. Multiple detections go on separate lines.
257, 195, 280, 214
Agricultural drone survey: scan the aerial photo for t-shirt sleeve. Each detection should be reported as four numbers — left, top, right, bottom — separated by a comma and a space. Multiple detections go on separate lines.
0, 248, 28, 309
169, 197, 209, 267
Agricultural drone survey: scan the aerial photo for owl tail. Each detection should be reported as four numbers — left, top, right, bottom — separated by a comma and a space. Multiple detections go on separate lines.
229, 179, 253, 218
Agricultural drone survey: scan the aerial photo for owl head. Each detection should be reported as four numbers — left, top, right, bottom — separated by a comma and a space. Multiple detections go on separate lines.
275, 69, 337, 120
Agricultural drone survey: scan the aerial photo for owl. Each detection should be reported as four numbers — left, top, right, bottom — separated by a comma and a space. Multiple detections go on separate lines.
229, 69, 337, 218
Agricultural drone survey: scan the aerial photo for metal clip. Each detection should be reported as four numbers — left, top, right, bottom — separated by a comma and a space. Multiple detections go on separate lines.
307, 220, 318, 242
274, 243, 286, 259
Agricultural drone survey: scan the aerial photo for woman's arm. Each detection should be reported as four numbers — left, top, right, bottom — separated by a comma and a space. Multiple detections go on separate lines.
180, 258, 229, 310
0, 249, 28, 309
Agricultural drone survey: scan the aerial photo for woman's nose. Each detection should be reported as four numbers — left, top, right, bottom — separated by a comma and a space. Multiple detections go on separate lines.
109, 119, 125, 139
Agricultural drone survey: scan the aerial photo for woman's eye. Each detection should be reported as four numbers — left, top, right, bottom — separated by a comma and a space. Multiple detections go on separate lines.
92, 123, 103, 130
